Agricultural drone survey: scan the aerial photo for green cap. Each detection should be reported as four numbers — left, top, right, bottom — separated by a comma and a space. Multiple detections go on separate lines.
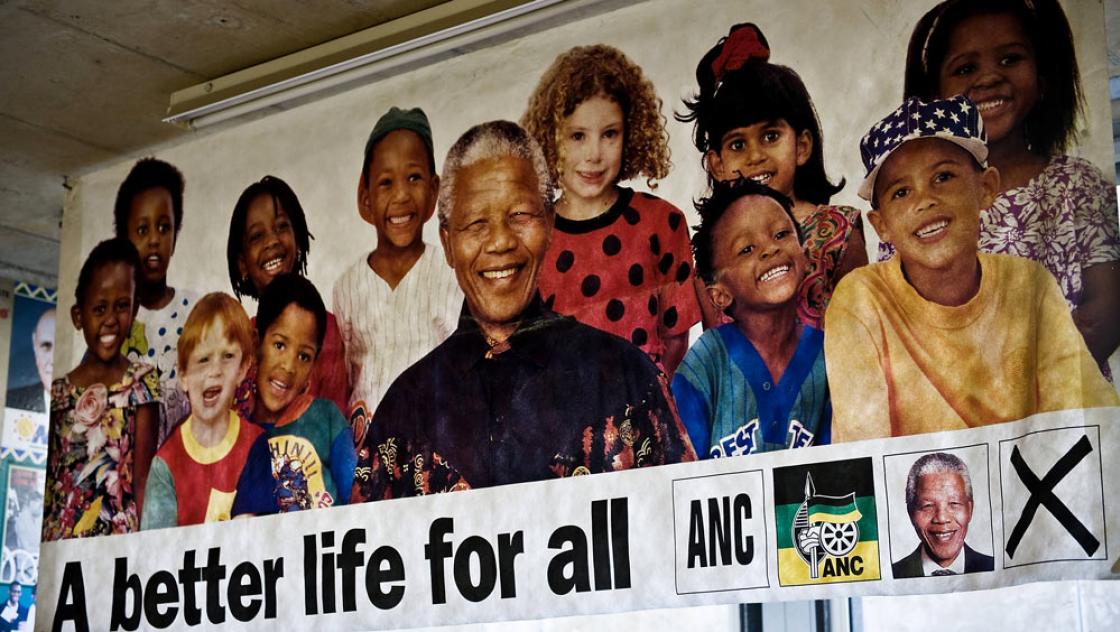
364, 106, 434, 171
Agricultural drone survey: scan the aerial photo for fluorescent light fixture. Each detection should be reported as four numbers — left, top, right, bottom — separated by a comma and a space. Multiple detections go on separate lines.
165, 0, 616, 129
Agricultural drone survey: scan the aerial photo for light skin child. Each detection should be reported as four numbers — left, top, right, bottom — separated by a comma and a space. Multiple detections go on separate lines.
68, 260, 158, 510
178, 316, 250, 448
934, 10, 1120, 363
557, 93, 688, 371
358, 129, 440, 289
125, 187, 178, 311
705, 195, 808, 382
252, 303, 319, 425
867, 138, 1000, 307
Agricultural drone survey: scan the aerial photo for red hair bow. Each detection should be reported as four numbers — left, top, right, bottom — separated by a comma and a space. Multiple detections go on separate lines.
711, 24, 770, 85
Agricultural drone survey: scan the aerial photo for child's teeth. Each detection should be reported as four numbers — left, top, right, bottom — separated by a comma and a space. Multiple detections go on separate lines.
916, 220, 948, 238
978, 99, 1005, 112
482, 268, 516, 280
388, 214, 413, 225
100, 334, 116, 345
749, 173, 772, 184
264, 258, 282, 272
759, 264, 790, 282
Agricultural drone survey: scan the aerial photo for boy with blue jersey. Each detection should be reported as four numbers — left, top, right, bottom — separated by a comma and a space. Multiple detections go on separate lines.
672, 179, 830, 458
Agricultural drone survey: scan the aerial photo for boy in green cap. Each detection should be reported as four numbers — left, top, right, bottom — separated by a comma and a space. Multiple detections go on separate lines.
332, 107, 463, 421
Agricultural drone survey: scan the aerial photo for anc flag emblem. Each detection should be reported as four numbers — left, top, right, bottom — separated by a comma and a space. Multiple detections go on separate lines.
774, 458, 880, 586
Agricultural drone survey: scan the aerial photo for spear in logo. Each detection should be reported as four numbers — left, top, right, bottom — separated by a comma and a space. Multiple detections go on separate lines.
795, 473, 821, 579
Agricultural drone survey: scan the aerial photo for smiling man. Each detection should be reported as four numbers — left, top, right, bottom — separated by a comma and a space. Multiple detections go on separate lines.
5, 307, 55, 413
351, 121, 695, 500
893, 452, 992, 578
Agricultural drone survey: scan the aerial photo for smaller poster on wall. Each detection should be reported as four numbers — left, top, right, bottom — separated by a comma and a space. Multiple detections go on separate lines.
2, 284, 56, 459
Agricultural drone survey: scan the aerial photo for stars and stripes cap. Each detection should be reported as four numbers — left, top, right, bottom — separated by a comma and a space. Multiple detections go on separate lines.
858, 95, 988, 201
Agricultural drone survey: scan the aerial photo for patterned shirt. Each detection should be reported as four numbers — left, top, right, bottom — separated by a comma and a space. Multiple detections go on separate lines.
537, 188, 701, 370
352, 295, 696, 501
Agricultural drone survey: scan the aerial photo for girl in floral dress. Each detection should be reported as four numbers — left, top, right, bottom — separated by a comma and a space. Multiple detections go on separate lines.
43, 239, 159, 540
896, 0, 1120, 371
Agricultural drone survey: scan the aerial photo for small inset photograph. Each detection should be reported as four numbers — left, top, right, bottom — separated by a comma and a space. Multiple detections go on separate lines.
884, 445, 994, 578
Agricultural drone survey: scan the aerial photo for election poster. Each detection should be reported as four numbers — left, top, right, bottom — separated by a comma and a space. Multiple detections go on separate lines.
35, 0, 1120, 629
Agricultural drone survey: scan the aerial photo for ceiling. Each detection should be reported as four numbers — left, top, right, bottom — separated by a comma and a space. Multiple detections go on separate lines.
3, 0, 1120, 290
0, 0, 447, 288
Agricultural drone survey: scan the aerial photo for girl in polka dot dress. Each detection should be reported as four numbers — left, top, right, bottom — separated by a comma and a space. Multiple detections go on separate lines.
113, 158, 203, 444
679, 24, 867, 329
522, 44, 702, 375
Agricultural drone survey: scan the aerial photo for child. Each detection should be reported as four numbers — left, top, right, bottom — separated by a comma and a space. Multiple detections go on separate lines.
141, 293, 262, 529
826, 95, 1118, 442
226, 175, 350, 415
521, 44, 701, 375
895, 0, 1120, 369
114, 158, 202, 443
679, 23, 867, 330
672, 178, 830, 458
43, 239, 160, 540
332, 107, 462, 415
232, 274, 355, 515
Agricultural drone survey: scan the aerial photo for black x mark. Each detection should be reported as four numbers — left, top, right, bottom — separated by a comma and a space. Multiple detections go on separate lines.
1006, 435, 1099, 559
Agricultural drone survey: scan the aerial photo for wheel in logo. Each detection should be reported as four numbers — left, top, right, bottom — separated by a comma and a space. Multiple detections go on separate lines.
819, 521, 859, 557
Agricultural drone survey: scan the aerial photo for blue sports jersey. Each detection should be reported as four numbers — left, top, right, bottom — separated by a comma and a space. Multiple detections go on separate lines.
671, 323, 831, 458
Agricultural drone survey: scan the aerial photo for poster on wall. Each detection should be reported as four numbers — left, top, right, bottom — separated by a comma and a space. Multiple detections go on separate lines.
2, 284, 55, 459
36, 0, 1120, 629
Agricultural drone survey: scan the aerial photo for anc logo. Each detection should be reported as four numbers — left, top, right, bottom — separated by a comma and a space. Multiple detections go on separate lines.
774, 458, 880, 585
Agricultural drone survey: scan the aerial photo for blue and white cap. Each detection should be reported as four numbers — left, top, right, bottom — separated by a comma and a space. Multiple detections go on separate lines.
858, 95, 988, 201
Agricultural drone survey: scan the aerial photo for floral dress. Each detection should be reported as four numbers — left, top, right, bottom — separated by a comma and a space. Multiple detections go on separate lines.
43, 362, 159, 540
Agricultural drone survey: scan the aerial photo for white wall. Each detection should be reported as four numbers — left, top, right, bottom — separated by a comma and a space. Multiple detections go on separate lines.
52, 0, 1116, 373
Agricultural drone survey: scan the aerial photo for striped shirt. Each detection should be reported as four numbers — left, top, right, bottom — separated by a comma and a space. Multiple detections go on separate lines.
332, 243, 463, 414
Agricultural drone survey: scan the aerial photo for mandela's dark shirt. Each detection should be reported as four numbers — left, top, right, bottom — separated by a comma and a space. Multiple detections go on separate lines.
351, 296, 695, 501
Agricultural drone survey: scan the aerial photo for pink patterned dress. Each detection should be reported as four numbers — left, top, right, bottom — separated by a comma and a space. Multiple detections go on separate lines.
43, 362, 159, 540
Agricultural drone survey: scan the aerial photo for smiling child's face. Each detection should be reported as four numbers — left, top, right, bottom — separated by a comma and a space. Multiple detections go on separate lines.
708, 119, 811, 199
868, 139, 998, 284
71, 262, 136, 365
558, 94, 624, 206
937, 11, 1039, 147
180, 318, 248, 426
239, 194, 298, 296
360, 130, 438, 251
255, 303, 318, 417
706, 195, 806, 315
126, 187, 176, 287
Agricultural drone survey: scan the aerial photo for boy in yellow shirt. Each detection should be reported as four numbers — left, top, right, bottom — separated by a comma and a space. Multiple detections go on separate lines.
826, 95, 1117, 441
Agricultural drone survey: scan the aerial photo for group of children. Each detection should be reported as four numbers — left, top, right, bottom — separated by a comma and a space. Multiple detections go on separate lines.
43, 0, 1120, 540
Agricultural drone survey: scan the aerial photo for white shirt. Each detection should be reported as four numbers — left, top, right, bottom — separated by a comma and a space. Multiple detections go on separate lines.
920, 543, 966, 576
332, 243, 462, 414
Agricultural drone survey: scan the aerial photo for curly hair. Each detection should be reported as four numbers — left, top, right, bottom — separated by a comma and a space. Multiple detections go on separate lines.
903, 0, 1081, 157
691, 178, 800, 286
520, 44, 670, 190
226, 176, 313, 301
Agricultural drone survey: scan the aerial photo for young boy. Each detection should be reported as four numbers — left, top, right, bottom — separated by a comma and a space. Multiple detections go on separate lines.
827, 95, 1118, 442
114, 158, 203, 442
672, 179, 830, 458
332, 107, 462, 416
141, 293, 262, 529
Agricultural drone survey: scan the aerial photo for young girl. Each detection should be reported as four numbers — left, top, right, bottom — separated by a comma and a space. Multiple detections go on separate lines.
226, 175, 350, 415
43, 239, 160, 540
679, 23, 867, 329
114, 158, 202, 443
232, 274, 355, 515
900, 0, 1120, 370
521, 44, 702, 375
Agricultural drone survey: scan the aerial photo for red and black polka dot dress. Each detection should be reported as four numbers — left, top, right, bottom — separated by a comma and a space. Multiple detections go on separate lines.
538, 188, 702, 369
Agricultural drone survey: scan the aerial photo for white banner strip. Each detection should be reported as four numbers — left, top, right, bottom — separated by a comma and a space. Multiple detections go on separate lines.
38, 407, 1119, 631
